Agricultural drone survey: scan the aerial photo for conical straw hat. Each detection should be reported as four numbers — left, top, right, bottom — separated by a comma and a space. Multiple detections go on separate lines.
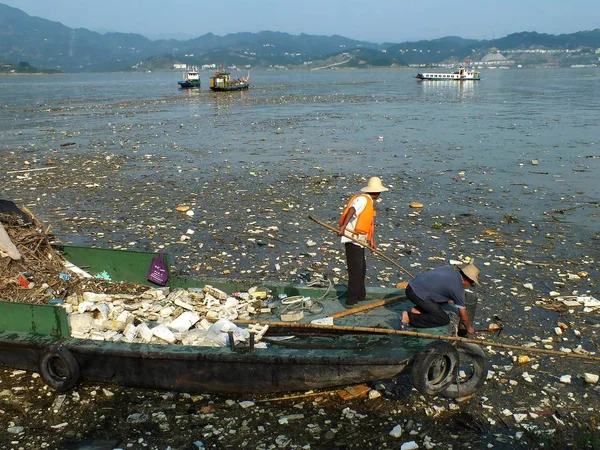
459, 260, 480, 286
360, 176, 389, 193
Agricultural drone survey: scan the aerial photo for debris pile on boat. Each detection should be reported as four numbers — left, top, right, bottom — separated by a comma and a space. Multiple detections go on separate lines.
0, 212, 276, 346
0, 202, 147, 303
0, 200, 314, 348
0, 202, 66, 301
65, 285, 272, 346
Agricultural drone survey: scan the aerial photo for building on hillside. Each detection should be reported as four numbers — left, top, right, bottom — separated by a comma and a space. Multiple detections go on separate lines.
173, 63, 187, 69
474, 52, 514, 68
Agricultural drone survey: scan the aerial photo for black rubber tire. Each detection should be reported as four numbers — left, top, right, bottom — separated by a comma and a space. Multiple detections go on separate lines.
39, 346, 80, 392
441, 342, 487, 398
411, 340, 459, 396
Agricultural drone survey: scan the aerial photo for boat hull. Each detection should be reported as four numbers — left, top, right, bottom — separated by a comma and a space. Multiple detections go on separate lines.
178, 81, 201, 88
0, 330, 417, 394
209, 84, 249, 92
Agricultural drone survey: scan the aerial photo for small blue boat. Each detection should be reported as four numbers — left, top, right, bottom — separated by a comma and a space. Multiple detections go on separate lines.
178, 66, 200, 88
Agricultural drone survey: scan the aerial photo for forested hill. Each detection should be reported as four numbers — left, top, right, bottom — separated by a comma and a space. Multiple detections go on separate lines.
1, 2, 599, 72
0, 3, 381, 72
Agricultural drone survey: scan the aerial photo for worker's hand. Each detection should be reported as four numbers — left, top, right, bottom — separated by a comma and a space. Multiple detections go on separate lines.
466, 326, 475, 335
369, 240, 376, 251
337, 228, 345, 237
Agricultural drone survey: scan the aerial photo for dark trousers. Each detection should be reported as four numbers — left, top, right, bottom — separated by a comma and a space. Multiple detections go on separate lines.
345, 243, 366, 304
406, 285, 478, 330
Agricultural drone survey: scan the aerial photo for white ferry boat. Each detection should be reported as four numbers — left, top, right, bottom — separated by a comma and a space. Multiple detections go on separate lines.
415, 67, 480, 81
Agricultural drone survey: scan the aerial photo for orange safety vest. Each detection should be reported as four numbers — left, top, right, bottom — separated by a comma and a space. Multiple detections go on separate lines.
339, 193, 375, 241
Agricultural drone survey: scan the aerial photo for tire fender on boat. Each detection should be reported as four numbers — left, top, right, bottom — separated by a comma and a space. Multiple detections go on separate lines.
441, 342, 487, 398
410, 340, 458, 397
39, 345, 81, 392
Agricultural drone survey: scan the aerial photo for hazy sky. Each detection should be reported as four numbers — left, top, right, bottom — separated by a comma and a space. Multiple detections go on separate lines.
4, 0, 599, 43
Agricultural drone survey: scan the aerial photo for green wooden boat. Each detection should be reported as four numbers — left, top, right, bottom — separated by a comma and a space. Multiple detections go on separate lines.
0, 245, 487, 396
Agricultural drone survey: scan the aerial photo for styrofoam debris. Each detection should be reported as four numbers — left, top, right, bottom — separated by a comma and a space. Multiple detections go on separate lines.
168, 311, 200, 333
152, 324, 176, 344
584, 373, 599, 384
389, 424, 403, 438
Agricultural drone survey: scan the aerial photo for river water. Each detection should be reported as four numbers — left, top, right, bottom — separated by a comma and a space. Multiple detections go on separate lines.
2, 66, 599, 328
1, 67, 599, 234
1, 66, 600, 450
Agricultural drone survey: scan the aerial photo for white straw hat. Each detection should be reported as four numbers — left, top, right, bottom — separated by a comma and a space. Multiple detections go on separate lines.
459, 260, 480, 286
360, 176, 389, 193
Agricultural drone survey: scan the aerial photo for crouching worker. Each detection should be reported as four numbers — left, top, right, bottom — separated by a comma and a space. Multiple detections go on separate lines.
399, 261, 480, 336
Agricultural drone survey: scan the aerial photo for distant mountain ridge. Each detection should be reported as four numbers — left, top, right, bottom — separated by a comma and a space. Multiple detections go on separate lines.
1, 3, 599, 72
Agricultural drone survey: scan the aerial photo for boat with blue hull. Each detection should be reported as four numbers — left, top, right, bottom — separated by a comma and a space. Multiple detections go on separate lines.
178, 66, 201, 88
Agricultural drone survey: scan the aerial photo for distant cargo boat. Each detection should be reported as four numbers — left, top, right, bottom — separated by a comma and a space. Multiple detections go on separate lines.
209, 71, 249, 91
415, 67, 480, 81
178, 66, 201, 88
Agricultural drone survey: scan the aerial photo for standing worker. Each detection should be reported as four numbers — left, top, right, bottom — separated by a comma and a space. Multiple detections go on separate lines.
338, 176, 389, 308
399, 261, 480, 335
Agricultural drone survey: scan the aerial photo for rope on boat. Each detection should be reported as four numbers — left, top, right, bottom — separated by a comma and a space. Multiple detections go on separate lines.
280, 296, 324, 315
280, 276, 333, 315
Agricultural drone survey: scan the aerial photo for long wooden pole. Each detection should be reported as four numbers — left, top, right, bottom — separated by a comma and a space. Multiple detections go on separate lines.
7, 166, 57, 174
233, 319, 600, 362
328, 295, 405, 319
308, 215, 414, 279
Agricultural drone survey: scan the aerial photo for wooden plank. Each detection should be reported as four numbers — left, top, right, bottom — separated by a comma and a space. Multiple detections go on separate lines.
329, 295, 406, 319
337, 384, 371, 400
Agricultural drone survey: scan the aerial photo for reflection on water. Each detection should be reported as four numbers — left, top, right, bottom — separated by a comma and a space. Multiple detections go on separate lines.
176, 85, 252, 115
418, 80, 478, 102
179, 88, 202, 97
209, 89, 251, 114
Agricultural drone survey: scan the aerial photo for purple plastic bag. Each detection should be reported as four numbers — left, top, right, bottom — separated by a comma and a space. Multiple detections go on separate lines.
147, 253, 168, 286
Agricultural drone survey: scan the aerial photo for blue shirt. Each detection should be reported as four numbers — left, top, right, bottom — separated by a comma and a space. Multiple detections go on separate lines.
408, 266, 466, 308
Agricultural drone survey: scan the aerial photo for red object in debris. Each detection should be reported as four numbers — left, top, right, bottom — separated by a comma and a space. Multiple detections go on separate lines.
18, 276, 29, 288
